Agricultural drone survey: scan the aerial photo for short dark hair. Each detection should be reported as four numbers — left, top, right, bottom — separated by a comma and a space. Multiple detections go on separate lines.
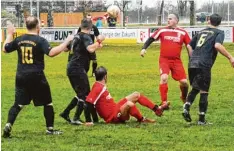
95, 66, 107, 81
80, 18, 92, 30
210, 13, 222, 26
172, 13, 179, 22
26, 16, 39, 30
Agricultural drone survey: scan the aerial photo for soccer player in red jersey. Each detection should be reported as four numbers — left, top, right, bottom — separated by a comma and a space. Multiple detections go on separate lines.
140, 13, 192, 109
85, 66, 165, 125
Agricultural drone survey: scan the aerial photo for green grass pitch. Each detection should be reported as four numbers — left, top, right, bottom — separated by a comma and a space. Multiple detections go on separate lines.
1, 43, 234, 151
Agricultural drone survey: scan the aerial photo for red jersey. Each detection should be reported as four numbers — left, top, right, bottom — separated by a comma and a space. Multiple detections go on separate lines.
151, 27, 190, 59
86, 82, 117, 123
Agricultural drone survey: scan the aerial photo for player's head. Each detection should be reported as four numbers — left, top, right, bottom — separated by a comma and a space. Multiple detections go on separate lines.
208, 14, 222, 27
95, 66, 107, 83
25, 16, 40, 33
167, 13, 179, 27
80, 18, 93, 31
86, 14, 92, 20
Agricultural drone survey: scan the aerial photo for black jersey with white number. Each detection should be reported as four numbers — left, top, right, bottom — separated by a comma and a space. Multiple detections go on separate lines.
189, 27, 224, 69
67, 32, 93, 75
4, 34, 51, 74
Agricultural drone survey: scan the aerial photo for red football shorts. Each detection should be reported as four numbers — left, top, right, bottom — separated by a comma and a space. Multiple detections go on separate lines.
111, 98, 130, 123
159, 57, 186, 81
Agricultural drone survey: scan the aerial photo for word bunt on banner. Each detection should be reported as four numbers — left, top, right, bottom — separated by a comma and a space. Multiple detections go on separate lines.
40, 29, 76, 42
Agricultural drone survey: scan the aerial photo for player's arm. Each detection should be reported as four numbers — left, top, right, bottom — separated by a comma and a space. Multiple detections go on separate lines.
214, 32, 234, 67
48, 35, 74, 57
85, 35, 103, 53
184, 31, 192, 57
140, 29, 160, 57
3, 24, 16, 53
215, 43, 234, 67
187, 34, 198, 56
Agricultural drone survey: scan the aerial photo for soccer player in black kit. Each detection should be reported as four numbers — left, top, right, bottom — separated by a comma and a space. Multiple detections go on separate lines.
2, 16, 73, 138
78, 14, 100, 77
59, 18, 105, 124
182, 14, 234, 125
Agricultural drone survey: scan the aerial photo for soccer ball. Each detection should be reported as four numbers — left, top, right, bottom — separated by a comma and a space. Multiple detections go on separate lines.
107, 5, 120, 18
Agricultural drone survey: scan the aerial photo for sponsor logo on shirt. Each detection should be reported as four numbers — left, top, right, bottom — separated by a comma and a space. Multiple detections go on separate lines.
164, 36, 180, 42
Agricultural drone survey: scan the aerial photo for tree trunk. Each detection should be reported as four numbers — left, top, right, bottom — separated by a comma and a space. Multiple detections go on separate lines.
190, 1, 195, 26
139, 0, 143, 24
47, 1, 53, 27
158, 0, 164, 26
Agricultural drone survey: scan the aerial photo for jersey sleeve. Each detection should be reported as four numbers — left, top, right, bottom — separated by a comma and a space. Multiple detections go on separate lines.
183, 31, 191, 45
40, 37, 52, 55
189, 34, 198, 50
215, 31, 224, 44
83, 35, 94, 49
93, 25, 100, 37
4, 39, 18, 53
151, 29, 161, 40
86, 85, 104, 104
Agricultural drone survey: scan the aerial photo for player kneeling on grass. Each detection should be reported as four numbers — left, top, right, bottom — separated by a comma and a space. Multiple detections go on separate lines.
84, 66, 164, 125
2, 16, 73, 138
182, 13, 234, 125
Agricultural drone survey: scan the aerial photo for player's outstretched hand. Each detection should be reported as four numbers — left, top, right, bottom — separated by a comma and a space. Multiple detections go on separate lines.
140, 49, 146, 57
229, 57, 234, 68
98, 35, 105, 42
6, 21, 15, 35
98, 43, 103, 48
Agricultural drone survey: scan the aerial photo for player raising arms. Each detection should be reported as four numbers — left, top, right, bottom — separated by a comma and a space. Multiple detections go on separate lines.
77, 14, 101, 77
2, 16, 73, 138
182, 14, 234, 124
85, 66, 164, 125
60, 18, 104, 124
140, 13, 191, 109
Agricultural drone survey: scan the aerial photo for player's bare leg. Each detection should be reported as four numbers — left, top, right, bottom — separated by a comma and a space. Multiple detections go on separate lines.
123, 92, 163, 119
159, 74, 170, 109
179, 79, 189, 103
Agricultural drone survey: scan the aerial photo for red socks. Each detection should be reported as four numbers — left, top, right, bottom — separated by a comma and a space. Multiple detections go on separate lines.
159, 83, 168, 103
129, 105, 143, 121
138, 94, 155, 109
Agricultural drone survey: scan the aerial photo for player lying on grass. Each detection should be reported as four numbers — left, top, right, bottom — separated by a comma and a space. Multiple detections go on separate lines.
84, 66, 167, 125
2, 16, 73, 138
182, 13, 234, 125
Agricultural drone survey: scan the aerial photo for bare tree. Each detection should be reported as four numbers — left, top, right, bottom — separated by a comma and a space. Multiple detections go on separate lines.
190, 0, 195, 25
115, 0, 131, 27
79, 0, 93, 18
177, 0, 187, 19
47, 0, 54, 27
158, 0, 164, 25
139, 0, 143, 24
